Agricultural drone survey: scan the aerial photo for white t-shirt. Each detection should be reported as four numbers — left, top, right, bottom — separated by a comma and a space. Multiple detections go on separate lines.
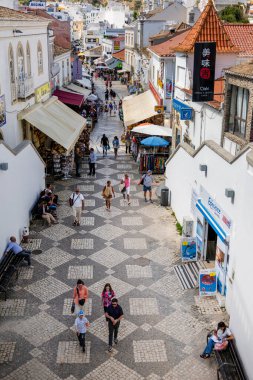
211, 327, 232, 343
70, 192, 84, 208
75, 316, 89, 333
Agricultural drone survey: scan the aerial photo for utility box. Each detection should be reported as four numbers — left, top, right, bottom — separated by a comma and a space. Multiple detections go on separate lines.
161, 187, 169, 207
182, 216, 194, 237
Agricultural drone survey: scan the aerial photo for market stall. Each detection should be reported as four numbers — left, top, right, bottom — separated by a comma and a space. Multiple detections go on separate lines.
18, 96, 88, 178
136, 136, 170, 174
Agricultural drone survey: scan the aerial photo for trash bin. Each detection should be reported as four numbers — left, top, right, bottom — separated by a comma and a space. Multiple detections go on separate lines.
161, 187, 169, 207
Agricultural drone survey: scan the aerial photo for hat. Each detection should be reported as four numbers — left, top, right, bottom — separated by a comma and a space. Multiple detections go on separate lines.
147, 170, 152, 174
79, 310, 84, 316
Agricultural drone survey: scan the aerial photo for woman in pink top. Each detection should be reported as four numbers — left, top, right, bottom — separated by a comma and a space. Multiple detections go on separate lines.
101, 283, 116, 319
73, 279, 89, 315
122, 173, 131, 205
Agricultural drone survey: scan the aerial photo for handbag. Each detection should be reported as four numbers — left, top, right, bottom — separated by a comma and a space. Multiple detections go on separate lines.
214, 340, 228, 351
121, 186, 126, 193
139, 177, 144, 185
71, 301, 75, 314
79, 299, 85, 306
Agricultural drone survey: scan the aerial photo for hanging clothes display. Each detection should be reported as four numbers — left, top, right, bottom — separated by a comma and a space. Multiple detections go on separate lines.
139, 154, 167, 174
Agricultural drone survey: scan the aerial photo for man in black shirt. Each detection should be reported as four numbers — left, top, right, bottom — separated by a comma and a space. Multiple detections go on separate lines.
101, 134, 109, 157
105, 298, 124, 352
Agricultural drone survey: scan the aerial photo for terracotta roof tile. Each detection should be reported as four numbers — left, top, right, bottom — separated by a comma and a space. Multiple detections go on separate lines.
0, 6, 47, 21
148, 30, 190, 57
175, 0, 239, 53
224, 24, 253, 56
112, 49, 125, 61
54, 45, 71, 57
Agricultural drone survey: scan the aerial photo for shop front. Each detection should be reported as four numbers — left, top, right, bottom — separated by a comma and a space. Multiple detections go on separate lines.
18, 96, 86, 177
195, 187, 232, 296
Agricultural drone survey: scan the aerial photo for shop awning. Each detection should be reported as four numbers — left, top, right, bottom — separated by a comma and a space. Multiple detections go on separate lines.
196, 200, 228, 242
64, 83, 91, 97
105, 57, 119, 69
118, 69, 129, 74
53, 89, 84, 107
75, 78, 92, 89
132, 123, 172, 137
122, 90, 158, 128
18, 96, 85, 153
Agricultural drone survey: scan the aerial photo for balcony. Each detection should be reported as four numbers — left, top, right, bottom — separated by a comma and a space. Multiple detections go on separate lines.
51, 62, 60, 78
10, 82, 17, 102
17, 76, 34, 99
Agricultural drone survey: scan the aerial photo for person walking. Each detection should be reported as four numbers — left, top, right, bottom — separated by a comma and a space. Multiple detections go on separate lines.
112, 136, 119, 159
69, 188, 84, 226
101, 283, 116, 320
75, 310, 90, 352
102, 180, 115, 211
72, 279, 89, 315
109, 102, 113, 117
101, 134, 109, 157
125, 132, 131, 154
5, 236, 33, 267
88, 148, 96, 176
74, 146, 82, 177
121, 173, 131, 205
113, 101, 117, 116
105, 298, 124, 352
139, 170, 153, 203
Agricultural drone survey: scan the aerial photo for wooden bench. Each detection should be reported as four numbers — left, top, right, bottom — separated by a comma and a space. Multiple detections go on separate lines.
0, 250, 24, 300
213, 339, 247, 380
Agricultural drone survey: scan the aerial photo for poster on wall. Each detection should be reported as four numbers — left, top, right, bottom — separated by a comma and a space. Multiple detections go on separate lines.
114, 41, 120, 51
192, 42, 216, 102
0, 95, 6, 127
181, 237, 197, 262
199, 268, 217, 296
215, 237, 227, 295
165, 79, 173, 99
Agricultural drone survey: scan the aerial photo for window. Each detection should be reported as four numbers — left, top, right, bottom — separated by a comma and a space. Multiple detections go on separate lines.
189, 12, 195, 24
26, 42, 31, 77
17, 42, 25, 81
228, 85, 249, 138
37, 41, 43, 74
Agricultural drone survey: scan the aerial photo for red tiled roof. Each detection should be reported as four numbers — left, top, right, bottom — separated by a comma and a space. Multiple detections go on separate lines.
224, 24, 253, 56
148, 30, 190, 57
112, 49, 125, 61
0, 5, 48, 21
175, 0, 239, 53
112, 36, 125, 41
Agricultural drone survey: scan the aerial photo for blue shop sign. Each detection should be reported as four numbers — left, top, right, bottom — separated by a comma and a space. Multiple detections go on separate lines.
173, 98, 193, 120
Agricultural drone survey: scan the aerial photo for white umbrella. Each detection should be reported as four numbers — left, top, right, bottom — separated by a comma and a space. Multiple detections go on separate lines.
132, 123, 172, 137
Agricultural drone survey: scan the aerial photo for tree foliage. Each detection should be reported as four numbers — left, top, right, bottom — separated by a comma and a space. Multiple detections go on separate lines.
219, 5, 249, 23
134, 0, 142, 10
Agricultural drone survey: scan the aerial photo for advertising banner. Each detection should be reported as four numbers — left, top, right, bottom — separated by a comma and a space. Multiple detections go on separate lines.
181, 237, 197, 262
35, 82, 50, 103
199, 268, 217, 296
0, 95, 6, 127
165, 79, 173, 99
114, 41, 120, 51
29, 1, 46, 9
192, 42, 216, 102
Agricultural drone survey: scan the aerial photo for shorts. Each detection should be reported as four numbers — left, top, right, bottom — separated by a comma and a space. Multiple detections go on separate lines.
143, 185, 151, 192
125, 187, 130, 195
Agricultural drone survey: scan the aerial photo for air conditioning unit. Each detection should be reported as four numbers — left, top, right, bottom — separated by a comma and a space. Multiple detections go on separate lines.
182, 216, 194, 237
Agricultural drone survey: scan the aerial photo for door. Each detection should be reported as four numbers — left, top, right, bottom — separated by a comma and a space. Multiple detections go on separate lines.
206, 223, 217, 262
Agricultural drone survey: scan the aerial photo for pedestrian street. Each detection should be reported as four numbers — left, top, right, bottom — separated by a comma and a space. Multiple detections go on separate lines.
0, 81, 223, 380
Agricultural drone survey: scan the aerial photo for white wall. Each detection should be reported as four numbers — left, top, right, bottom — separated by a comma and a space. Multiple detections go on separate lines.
0, 20, 50, 148
0, 142, 45, 256
165, 142, 253, 377
54, 51, 71, 88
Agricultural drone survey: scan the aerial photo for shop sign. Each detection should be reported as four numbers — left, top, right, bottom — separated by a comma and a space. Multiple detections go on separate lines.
29, 1, 46, 9
199, 187, 232, 233
157, 77, 163, 89
196, 219, 203, 255
199, 268, 217, 296
114, 41, 120, 51
173, 99, 192, 120
165, 79, 173, 99
192, 42, 216, 102
154, 105, 164, 113
181, 237, 197, 262
0, 95, 6, 127
35, 82, 50, 103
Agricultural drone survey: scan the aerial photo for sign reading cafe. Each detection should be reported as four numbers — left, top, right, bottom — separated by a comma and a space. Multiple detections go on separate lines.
192, 42, 216, 102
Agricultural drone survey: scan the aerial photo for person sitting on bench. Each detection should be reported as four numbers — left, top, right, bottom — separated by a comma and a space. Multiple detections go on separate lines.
45, 183, 58, 205
38, 201, 58, 226
200, 321, 234, 359
5, 236, 32, 267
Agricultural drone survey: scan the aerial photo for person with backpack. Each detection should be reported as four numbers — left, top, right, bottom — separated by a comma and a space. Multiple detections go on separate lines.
102, 180, 115, 211
69, 187, 84, 226
112, 136, 119, 159
138, 170, 153, 203
101, 134, 109, 157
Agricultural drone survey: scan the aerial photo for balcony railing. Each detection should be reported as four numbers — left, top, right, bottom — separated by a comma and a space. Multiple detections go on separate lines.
10, 82, 17, 102
17, 76, 34, 99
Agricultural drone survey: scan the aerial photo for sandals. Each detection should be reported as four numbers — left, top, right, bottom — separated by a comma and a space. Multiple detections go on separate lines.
200, 354, 210, 359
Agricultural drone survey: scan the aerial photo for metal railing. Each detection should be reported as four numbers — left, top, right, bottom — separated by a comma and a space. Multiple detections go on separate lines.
17, 76, 34, 99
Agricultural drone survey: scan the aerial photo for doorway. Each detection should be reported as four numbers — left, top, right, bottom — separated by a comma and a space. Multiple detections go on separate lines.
206, 223, 217, 261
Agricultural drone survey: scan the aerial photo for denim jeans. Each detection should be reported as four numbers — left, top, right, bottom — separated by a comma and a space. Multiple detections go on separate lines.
17, 250, 31, 266
103, 146, 108, 156
203, 338, 215, 355
108, 321, 120, 346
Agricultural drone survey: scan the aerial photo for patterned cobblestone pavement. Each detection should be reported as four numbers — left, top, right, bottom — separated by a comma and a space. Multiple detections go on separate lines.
0, 80, 224, 379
